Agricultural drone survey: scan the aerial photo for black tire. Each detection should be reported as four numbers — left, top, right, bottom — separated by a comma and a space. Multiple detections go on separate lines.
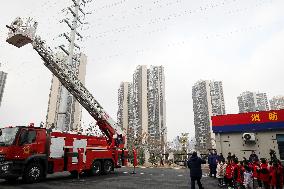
102, 160, 113, 175
5, 177, 18, 183
23, 162, 43, 184
89, 160, 101, 176
70, 170, 78, 178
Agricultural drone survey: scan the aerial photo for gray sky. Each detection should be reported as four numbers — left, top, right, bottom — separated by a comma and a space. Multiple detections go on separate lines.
0, 0, 284, 141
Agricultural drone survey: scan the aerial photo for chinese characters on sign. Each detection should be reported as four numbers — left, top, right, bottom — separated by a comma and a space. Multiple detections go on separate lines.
251, 114, 260, 122
251, 112, 278, 122
269, 112, 278, 121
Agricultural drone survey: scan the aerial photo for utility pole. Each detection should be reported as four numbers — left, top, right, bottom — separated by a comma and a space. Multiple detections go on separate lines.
56, 0, 91, 132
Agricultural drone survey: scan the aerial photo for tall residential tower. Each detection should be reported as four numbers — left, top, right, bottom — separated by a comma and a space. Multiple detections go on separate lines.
147, 66, 167, 145
117, 82, 132, 147
117, 65, 167, 149
0, 71, 8, 107
132, 65, 149, 142
270, 96, 284, 110
46, 53, 87, 131
192, 80, 226, 153
237, 91, 269, 113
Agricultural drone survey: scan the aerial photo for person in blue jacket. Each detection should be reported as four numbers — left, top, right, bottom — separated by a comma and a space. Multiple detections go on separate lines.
211, 151, 218, 178
187, 151, 206, 189
208, 151, 213, 177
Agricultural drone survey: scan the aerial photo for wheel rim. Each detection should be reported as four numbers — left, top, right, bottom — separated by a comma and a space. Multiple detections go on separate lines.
29, 166, 40, 180
104, 161, 112, 173
93, 162, 100, 174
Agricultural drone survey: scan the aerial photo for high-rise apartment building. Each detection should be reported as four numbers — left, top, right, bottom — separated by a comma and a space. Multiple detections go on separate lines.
192, 80, 226, 153
117, 82, 132, 147
0, 71, 8, 107
132, 65, 149, 143
237, 91, 269, 113
270, 96, 284, 110
117, 65, 167, 148
147, 66, 167, 145
46, 53, 87, 131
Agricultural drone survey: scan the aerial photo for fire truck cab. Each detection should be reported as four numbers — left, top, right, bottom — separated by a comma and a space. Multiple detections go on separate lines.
0, 125, 127, 183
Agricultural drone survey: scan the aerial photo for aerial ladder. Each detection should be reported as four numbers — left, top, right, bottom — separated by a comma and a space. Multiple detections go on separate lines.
6, 17, 125, 149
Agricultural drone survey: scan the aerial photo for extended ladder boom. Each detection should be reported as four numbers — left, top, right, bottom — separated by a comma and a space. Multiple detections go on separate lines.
6, 18, 123, 146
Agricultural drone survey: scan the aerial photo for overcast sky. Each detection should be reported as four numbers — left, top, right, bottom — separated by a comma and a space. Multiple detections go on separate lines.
0, 0, 284, 141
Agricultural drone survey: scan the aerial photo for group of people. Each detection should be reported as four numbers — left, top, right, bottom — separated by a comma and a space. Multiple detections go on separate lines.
187, 149, 284, 189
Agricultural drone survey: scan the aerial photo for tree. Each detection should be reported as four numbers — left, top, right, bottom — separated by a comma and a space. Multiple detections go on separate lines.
125, 128, 147, 166
167, 133, 190, 164
148, 152, 158, 165
178, 133, 189, 153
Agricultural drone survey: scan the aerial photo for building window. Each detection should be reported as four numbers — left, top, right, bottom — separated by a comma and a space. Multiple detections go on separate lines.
276, 134, 284, 160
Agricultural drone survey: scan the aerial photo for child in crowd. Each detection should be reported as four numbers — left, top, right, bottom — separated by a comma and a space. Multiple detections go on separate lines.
210, 151, 284, 189
225, 159, 234, 189
259, 158, 270, 189
269, 160, 283, 189
216, 159, 226, 186
243, 165, 253, 189
233, 159, 244, 189
252, 159, 261, 189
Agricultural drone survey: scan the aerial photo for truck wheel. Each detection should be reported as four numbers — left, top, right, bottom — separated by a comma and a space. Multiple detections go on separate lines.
90, 160, 101, 176
102, 160, 113, 175
5, 177, 18, 183
23, 162, 43, 183
69, 170, 79, 178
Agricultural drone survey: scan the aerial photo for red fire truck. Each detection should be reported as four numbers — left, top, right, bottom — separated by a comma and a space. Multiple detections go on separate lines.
0, 17, 128, 183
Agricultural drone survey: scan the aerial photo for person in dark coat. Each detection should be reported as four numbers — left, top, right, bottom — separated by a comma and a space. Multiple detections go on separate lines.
227, 152, 232, 161
218, 153, 225, 162
211, 152, 218, 178
248, 151, 258, 162
187, 151, 206, 189
208, 151, 214, 177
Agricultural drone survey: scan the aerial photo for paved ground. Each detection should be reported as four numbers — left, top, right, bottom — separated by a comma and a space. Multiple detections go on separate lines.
0, 167, 218, 189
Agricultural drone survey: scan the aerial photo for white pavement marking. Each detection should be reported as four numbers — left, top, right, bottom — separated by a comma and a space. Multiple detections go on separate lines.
140, 166, 146, 168
173, 167, 181, 170
140, 173, 144, 175
123, 172, 128, 174
177, 175, 183, 177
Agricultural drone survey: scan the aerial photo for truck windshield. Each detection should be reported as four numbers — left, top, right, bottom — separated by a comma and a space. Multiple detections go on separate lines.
0, 127, 19, 146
